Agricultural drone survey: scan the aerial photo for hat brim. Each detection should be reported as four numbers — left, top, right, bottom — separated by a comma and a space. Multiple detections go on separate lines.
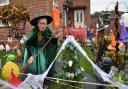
30, 16, 53, 26
97, 25, 109, 32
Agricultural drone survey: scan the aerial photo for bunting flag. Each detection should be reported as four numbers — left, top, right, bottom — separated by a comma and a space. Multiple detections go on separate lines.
10, 69, 21, 86
116, 23, 128, 42
52, 1, 61, 29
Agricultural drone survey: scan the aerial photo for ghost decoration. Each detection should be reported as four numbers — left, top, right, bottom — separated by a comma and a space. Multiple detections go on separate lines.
8, 37, 12, 42
6, 44, 10, 52
0, 44, 5, 51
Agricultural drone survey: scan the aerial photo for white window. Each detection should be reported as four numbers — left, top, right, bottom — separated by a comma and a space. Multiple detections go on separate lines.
0, 20, 5, 27
63, 10, 67, 27
0, 0, 9, 6
74, 10, 85, 28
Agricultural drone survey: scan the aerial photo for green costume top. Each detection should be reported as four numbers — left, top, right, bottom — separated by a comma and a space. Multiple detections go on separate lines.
22, 27, 58, 75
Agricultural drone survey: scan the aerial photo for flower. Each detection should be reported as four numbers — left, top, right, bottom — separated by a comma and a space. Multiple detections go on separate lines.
70, 73, 74, 78
65, 72, 75, 78
69, 60, 73, 67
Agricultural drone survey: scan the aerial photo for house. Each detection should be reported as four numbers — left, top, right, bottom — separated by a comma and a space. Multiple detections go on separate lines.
0, 0, 91, 42
63, 0, 91, 28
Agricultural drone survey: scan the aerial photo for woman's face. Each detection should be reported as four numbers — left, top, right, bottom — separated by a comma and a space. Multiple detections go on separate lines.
37, 19, 47, 32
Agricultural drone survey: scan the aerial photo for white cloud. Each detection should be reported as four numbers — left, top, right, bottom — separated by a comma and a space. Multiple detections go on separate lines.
91, 0, 128, 14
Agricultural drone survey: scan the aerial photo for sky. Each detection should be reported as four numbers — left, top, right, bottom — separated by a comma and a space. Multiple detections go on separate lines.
91, 0, 128, 14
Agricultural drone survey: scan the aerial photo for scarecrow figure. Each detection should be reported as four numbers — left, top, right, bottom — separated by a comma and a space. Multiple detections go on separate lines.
22, 14, 58, 75
96, 17, 108, 63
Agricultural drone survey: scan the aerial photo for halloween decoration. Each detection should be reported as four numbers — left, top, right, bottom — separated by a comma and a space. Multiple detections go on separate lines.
2, 61, 20, 82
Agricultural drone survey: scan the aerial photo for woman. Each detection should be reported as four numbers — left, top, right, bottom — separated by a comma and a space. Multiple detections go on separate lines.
22, 15, 58, 75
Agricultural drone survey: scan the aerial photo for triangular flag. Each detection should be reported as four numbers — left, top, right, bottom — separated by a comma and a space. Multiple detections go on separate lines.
116, 23, 128, 42
10, 69, 21, 86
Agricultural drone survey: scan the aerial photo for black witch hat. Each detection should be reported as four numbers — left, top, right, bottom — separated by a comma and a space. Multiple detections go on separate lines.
30, 12, 53, 26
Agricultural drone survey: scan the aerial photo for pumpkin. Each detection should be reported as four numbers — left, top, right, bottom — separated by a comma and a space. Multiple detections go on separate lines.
2, 61, 20, 82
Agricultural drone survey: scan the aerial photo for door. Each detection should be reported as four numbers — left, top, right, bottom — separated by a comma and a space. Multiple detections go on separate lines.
74, 10, 85, 28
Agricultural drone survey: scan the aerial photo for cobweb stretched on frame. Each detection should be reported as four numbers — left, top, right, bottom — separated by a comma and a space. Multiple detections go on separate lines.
0, 36, 128, 89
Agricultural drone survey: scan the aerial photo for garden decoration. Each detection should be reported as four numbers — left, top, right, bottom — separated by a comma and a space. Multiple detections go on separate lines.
116, 23, 128, 43
107, 30, 116, 51
53, 43, 85, 89
0, 44, 5, 51
5, 44, 10, 52
109, 66, 118, 78
101, 57, 112, 74
120, 13, 128, 56
107, 30, 124, 51
114, 2, 121, 68
10, 69, 21, 86
96, 17, 109, 63
0, 36, 128, 88
2, 61, 20, 82
116, 22, 128, 55
52, 0, 61, 29
7, 54, 16, 61
0, 4, 30, 44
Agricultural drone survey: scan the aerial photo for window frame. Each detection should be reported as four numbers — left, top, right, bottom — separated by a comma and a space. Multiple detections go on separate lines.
0, 0, 9, 6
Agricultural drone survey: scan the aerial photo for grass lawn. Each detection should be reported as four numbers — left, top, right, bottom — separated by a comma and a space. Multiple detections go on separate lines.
80, 46, 95, 77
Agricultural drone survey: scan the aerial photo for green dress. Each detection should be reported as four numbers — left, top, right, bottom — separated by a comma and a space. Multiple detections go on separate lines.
22, 27, 58, 75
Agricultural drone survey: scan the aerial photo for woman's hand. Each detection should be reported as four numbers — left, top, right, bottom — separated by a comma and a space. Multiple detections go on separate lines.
28, 56, 34, 64
54, 29, 60, 38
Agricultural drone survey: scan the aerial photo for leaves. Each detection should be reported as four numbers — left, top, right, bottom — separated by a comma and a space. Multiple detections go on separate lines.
53, 43, 85, 89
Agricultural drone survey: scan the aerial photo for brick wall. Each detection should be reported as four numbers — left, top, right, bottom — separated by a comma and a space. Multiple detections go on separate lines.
0, 0, 92, 42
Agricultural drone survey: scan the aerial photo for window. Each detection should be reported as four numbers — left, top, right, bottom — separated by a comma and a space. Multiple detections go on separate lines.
80, 12, 83, 22
74, 10, 85, 28
0, 20, 5, 27
0, 0, 9, 6
77, 13, 79, 22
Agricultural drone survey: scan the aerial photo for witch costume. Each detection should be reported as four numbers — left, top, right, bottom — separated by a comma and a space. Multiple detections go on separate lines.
22, 15, 58, 75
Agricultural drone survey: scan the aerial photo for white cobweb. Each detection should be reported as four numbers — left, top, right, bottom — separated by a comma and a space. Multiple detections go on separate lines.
0, 36, 128, 89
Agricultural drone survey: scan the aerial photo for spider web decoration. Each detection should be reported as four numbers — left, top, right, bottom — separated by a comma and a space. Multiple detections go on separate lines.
0, 36, 128, 89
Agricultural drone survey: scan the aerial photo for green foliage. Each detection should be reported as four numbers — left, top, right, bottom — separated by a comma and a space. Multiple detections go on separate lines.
106, 71, 128, 89
50, 43, 86, 89
0, 51, 17, 67
91, 12, 104, 18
